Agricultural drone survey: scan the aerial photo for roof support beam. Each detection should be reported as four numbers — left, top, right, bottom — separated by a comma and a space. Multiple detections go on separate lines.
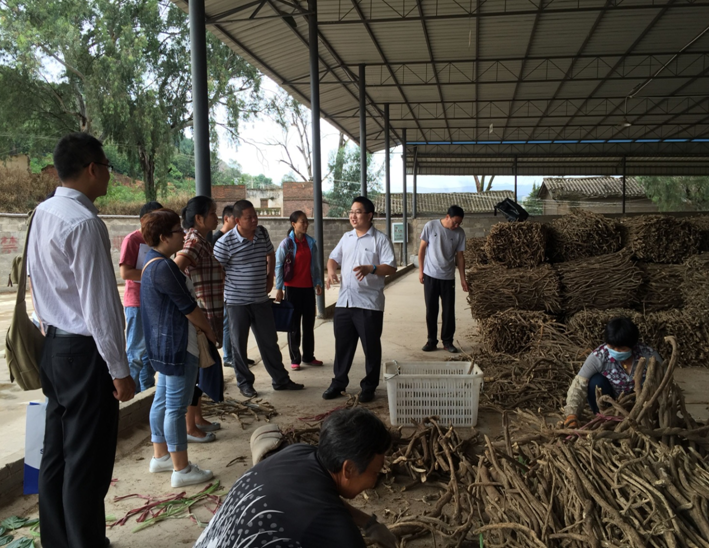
475, 0, 480, 142
359, 64, 367, 196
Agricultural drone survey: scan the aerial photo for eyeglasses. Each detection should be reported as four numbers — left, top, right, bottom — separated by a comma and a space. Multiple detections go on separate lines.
348, 210, 366, 216
84, 161, 114, 173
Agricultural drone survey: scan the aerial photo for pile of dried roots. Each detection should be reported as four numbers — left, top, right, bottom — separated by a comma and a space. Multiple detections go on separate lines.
463, 237, 488, 269
639, 310, 709, 366
466, 264, 561, 319
484, 222, 548, 269
689, 215, 709, 252
623, 215, 700, 264
557, 251, 643, 313
201, 397, 278, 429
547, 210, 621, 262
682, 253, 709, 314
636, 263, 685, 313
565, 308, 642, 349
478, 310, 569, 355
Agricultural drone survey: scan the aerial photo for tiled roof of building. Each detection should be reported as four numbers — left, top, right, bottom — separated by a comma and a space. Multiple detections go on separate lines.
540, 177, 645, 200
373, 190, 514, 215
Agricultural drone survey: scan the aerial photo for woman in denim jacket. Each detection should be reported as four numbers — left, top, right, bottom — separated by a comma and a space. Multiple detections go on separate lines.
140, 209, 217, 488
275, 211, 324, 370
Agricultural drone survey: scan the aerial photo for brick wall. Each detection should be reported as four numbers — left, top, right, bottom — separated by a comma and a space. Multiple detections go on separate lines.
213, 185, 246, 215
282, 181, 331, 219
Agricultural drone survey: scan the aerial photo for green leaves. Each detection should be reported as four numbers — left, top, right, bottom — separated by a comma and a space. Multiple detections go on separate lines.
0, 535, 13, 546
0, 518, 39, 548
0, 519, 26, 532
6, 537, 34, 548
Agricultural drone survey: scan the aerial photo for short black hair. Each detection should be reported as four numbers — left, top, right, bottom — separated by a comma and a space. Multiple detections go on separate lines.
234, 199, 255, 218
182, 195, 214, 229
352, 196, 375, 214
605, 317, 640, 348
222, 205, 234, 221
140, 201, 163, 219
317, 408, 392, 474
53, 132, 104, 181
447, 205, 465, 219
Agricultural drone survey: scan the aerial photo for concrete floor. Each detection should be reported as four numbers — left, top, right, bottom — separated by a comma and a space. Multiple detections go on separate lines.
0, 270, 707, 547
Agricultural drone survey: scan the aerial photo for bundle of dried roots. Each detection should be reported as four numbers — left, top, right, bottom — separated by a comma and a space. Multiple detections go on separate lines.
566, 308, 643, 349
623, 215, 700, 264
466, 264, 561, 320
201, 397, 278, 429
682, 253, 709, 315
688, 215, 709, 252
547, 210, 621, 262
557, 251, 643, 313
484, 222, 548, 269
636, 263, 685, 313
639, 310, 709, 367
463, 237, 488, 269
479, 310, 568, 355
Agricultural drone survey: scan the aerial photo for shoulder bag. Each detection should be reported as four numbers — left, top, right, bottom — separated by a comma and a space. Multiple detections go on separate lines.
283, 238, 295, 282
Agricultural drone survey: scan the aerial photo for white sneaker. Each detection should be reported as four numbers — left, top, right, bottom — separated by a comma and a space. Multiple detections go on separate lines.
171, 463, 214, 488
149, 454, 173, 473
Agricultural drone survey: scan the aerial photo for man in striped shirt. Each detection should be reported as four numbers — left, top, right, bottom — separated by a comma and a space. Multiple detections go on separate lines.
213, 200, 304, 398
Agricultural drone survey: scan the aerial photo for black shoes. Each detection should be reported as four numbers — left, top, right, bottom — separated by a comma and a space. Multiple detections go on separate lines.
247, 358, 255, 365
359, 389, 375, 403
240, 384, 258, 398
422, 342, 437, 352
322, 386, 345, 400
274, 381, 305, 391
444, 344, 459, 353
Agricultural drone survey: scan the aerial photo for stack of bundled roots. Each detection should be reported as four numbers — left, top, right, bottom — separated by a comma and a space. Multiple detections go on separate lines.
547, 210, 621, 262
640, 310, 709, 366
468, 338, 709, 547
557, 251, 643, 313
484, 222, 548, 268
565, 308, 642, 347
689, 215, 709, 252
621, 215, 700, 263
636, 263, 685, 312
478, 310, 563, 355
463, 237, 488, 269
466, 265, 561, 319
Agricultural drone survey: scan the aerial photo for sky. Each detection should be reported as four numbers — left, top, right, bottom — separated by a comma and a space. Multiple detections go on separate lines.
216, 77, 543, 201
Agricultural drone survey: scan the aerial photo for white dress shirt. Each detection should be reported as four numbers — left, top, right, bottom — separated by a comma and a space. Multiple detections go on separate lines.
329, 225, 396, 311
27, 187, 130, 379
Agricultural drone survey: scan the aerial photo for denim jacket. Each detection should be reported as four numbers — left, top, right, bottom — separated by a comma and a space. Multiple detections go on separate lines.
140, 249, 198, 375
275, 231, 323, 290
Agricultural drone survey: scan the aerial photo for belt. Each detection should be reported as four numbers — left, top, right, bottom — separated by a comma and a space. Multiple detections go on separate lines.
47, 326, 82, 338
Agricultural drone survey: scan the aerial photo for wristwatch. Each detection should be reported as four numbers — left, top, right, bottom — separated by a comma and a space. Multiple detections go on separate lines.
372, 264, 377, 274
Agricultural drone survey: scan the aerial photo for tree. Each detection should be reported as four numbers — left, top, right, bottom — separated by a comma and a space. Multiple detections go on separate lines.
0, 0, 262, 200
326, 144, 382, 217
522, 181, 543, 215
638, 176, 709, 212
474, 175, 495, 193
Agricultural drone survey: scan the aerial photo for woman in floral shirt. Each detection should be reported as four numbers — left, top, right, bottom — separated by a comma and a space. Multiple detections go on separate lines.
174, 196, 224, 443
564, 317, 662, 428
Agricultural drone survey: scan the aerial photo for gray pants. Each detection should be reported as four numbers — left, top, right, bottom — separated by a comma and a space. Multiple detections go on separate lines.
226, 301, 290, 389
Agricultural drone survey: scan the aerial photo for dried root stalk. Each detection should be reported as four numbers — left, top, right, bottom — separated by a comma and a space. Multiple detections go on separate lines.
484, 222, 548, 268
466, 264, 561, 319
464, 237, 488, 269
636, 263, 685, 313
639, 310, 709, 367
566, 308, 643, 348
547, 210, 621, 262
622, 215, 700, 264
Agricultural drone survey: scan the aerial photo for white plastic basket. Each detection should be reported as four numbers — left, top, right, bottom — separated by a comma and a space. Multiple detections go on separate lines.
383, 360, 484, 427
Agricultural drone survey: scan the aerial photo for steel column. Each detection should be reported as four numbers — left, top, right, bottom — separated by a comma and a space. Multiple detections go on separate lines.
412, 147, 418, 218
385, 104, 391, 237
189, 0, 211, 197
359, 64, 367, 196
514, 156, 518, 203
308, 0, 325, 317
622, 157, 627, 214
402, 128, 408, 265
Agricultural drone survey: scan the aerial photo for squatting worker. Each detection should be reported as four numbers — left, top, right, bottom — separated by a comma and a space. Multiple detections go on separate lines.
323, 196, 396, 403
213, 199, 304, 398
194, 408, 397, 548
418, 205, 469, 353
27, 132, 136, 547
564, 317, 662, 428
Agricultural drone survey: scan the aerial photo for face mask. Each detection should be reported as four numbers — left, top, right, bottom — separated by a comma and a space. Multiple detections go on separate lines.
608, 347, 632, 362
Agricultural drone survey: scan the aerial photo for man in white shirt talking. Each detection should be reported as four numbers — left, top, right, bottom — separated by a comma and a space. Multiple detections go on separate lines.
418, 205, 469, 353
323, 196, 396, 403
27, 133, 135, 547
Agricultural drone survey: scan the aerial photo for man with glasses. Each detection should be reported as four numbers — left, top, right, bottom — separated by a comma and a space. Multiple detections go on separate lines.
418, 205, 468, 353
27, 132, 135, 547
323, 196, 396, 403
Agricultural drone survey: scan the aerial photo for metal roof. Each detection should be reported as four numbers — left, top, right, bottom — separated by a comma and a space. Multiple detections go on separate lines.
373, 190, 513, 215
175, 0, 709, 176
539, 176, 645, 199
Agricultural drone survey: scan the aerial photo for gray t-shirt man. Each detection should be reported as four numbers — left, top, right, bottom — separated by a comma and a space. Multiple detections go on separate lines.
420, 219, 466, 280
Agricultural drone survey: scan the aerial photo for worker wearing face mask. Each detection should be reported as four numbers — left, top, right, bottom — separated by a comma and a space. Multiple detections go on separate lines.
563, 317, 662, 429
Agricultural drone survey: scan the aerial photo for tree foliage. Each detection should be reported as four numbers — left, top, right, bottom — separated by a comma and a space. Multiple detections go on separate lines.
326, 144, 382, 217
522, 181, 543, 215
0, 0, 262, 200
638, 176, 709, 212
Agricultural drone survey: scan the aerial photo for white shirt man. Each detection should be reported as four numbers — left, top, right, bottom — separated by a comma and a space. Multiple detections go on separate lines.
418, 205, 469, 353
324, 196, 396, 403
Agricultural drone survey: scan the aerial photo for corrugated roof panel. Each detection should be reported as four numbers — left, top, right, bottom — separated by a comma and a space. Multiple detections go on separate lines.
583, 9, 664, 55
632, 8, 709, 53
374, 22, 430, 61
479, 15, 540, 58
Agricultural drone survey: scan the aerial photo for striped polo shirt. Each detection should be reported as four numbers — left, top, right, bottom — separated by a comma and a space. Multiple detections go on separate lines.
213, 225, 274, 305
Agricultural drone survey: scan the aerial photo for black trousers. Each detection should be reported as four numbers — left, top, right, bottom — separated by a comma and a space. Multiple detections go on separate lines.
424, 275, 456, 346
332, 307, 384, 392
285, 286, 316, 365
39, 328, 119, 548
227, 301, 291, 390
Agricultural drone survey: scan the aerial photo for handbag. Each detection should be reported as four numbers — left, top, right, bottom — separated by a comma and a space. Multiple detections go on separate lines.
196, 330, 215, 368
283, 239, 295, 282
272, 299, 295, 332
6, 210, 44, 391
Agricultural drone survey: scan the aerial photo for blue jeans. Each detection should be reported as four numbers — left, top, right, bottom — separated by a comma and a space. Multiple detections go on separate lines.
126, 307, 155, 392
149, 352, 198, 453
588, 373, 616, 414
222, 306, 232, 364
